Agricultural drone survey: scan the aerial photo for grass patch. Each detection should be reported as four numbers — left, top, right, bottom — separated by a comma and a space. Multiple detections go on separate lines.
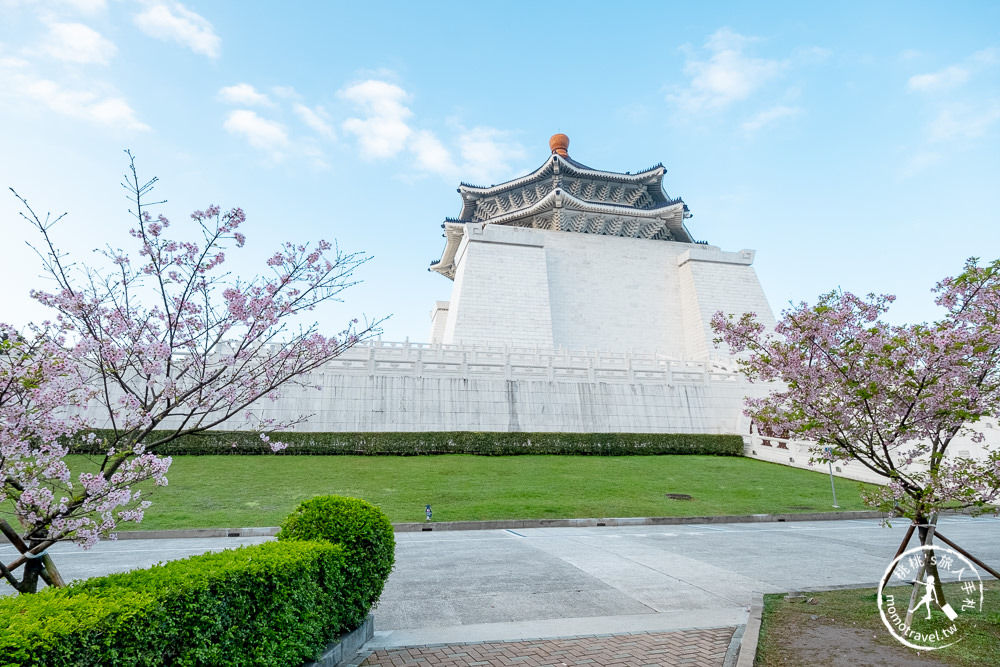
63, 454, 879, 530
757, 586, 1000, 666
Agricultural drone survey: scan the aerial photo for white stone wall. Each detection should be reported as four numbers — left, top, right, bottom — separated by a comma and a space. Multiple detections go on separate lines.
74, 338, 997, 476
428, 301, 449, 344
245, 374, 759, 433
437, 224, 774, 358
743, 421, 1000, 486
676, 246, 778, 359
73, 341, 766, 434
542, 231, 686, 354
442, 225, 554, 348
744, 435, 889, 485
231, 341, 766, 433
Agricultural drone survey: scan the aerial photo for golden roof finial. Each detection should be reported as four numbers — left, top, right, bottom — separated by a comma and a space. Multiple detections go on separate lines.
549, 133, 569, 157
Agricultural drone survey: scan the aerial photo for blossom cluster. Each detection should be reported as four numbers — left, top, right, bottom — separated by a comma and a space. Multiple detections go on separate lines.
3, 156, 378, 591
711, 258, 1000, 520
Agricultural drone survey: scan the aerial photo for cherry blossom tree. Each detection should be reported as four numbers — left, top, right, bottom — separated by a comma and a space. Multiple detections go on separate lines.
712, 259, 1000, 604
2, 153, 380, 593
0, 324, 94, 592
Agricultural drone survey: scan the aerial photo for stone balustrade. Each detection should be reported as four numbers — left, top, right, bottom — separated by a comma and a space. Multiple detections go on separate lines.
318, 339, 745, 386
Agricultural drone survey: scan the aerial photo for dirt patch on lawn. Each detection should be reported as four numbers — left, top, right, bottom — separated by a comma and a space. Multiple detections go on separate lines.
763, 619, 947, 666
757, 586, 1000, 666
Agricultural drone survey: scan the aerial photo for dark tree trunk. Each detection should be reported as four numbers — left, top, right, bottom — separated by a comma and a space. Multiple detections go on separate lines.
917, 521, 947, 607
21, 547, 42, 595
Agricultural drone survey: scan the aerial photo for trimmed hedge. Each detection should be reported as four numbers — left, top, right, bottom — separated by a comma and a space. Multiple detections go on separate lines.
279, 496, 396, 628
0, 541, 349, 666
69, 430, 743, 456
0, 498, 398, 665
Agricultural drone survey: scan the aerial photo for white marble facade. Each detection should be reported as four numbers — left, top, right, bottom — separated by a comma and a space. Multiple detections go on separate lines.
198, 341, 772, 434
261, 137, 780, 434
428, 223, 775, 360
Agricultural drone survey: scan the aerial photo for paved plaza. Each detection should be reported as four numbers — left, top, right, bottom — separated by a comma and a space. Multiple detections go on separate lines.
369, 515, 1000, 646
4, 515, 998, 665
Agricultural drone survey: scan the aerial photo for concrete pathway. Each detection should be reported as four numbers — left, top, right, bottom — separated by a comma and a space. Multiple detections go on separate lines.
4, 515, 998, 666
369, 514, 1000, 648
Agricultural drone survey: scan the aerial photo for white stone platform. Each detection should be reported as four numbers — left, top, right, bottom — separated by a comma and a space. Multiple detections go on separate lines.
218, 340, 770, 434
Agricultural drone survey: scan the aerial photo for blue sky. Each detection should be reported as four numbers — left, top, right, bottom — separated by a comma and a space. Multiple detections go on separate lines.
1, 1, 998, 344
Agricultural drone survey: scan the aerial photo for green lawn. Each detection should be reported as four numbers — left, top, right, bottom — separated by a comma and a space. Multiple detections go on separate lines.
757, 586, 1000, 666
73, 454, 877, 530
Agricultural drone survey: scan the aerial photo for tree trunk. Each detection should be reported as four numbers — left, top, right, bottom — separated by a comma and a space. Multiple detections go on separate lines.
918, 518, 947, 606
21, 541, 43, 595
0, 520, 66, 594
904, 515, 946, 631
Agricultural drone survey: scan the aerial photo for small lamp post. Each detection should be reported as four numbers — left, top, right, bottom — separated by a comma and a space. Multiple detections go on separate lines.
824, 447, 840, 508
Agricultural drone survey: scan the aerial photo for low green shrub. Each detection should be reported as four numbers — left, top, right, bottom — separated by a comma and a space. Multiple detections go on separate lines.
69, 430, 744, 456
0, 541, 347, 666
0, 588, 153, 667
278, 496, 396, 628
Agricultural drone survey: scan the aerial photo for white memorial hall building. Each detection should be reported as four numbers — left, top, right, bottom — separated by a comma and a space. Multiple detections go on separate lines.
427, 134, 775, 360
234, 134, 780, 434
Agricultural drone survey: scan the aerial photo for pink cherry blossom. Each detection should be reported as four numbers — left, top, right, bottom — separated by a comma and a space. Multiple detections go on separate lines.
2, 153, 382, 593
712, 257, 1000, 527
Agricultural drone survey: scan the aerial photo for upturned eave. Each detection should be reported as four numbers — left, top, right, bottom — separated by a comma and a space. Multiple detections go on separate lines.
457, 155, 669, 220
482, 187, 686, 229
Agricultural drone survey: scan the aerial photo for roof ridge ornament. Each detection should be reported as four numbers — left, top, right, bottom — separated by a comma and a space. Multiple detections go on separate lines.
549, 133, 569, 157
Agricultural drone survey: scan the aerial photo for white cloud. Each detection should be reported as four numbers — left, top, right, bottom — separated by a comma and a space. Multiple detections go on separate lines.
926, 103, 1000, 143
299, 143, 329, 170
134, 2, 220, 58
970, 47, 999, 65
217, 83, 273, 107
899, 49, 1000, 175
405, 126, 526, 184
0, 56, 148, 130
293, 103, 335, 139
59, 0, 107, 12
741, 105, 802, 133
907, 65, 970, 93
0, 56, 30, 69
223, 109, 289, 155
271, 85, 299, 100
4, 0, 107, 10
794, 46, 832, 64
456, 127, 526, 185
908, 48, 998, 93
898, 150, 943, 179
337, 78, 525, 183
410, 130, 455, 176
671, 28, 787, 112
42, 22, 116, 65
339, 80, 413, 158
401, 125, 527, 184
704, 27, 757, 53
214, 87, 334, 158
28, 79, 147, 130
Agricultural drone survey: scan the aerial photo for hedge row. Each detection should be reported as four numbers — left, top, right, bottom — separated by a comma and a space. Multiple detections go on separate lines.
0, 541, 346, 666
69, 431, 743, 457
0, 496, 397, 666
278, 496, 396, 629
